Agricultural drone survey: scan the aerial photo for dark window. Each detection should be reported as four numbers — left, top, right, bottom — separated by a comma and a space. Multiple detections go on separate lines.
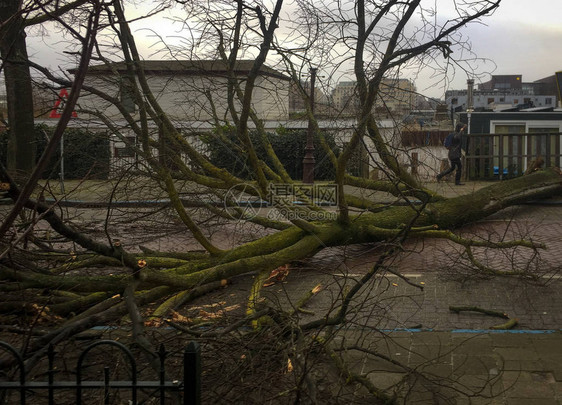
495, 125, 525, 134
114, 136, 136, 158
487, 98, 495, 104
496, 83, 511, 89
546, 98, 552, 105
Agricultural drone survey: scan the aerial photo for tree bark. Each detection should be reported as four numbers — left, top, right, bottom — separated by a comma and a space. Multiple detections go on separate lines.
0, 0, 36, 177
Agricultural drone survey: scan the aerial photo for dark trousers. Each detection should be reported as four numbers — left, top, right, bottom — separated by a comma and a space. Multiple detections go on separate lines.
438, 158, 462, 184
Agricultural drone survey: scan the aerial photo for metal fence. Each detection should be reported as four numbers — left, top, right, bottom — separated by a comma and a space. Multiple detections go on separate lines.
0, 340, 201, 405
466, 132, 562, 180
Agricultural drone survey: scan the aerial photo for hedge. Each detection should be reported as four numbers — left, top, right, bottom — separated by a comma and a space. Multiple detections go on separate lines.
0, 125, 110, 180
201, 125, 340, 181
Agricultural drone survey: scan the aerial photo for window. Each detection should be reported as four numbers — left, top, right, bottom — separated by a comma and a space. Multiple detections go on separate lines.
529, 127, 558, 134
528, 128, 557, 158
114, 136, 136, 158
487, 98, 495, 104
546, 98, 552, 105
451, 97, 458, 105
494, 125, 525, 134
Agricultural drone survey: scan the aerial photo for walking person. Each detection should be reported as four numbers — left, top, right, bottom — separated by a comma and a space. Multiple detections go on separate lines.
437, 123, 467, 185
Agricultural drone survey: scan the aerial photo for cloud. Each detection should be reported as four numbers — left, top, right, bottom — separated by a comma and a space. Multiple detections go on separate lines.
466, 21, 562, 80
417, 18, 562, 98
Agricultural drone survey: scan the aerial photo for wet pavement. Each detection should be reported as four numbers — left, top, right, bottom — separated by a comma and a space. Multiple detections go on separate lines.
192, 182, 562, 404
16, 178, 561, 404
326, 187, 562, 403
338, 329, 562, 404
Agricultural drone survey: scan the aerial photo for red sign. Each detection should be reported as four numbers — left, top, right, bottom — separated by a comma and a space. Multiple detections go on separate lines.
49, 88, 78, 118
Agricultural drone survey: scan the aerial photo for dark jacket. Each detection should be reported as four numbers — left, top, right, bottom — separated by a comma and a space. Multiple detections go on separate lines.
448, 131, 463, 160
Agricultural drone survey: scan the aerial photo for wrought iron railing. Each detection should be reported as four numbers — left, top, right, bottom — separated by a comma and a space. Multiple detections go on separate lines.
0, 339, 201, 405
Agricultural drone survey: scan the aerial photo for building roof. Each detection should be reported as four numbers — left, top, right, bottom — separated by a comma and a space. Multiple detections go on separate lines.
71, 60, 291, 81
35, 118, 364, 130
519, 106, 554, 112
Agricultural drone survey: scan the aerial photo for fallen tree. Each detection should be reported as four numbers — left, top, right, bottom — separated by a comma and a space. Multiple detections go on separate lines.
3, 0, 560, 402
3, 167, 559, 296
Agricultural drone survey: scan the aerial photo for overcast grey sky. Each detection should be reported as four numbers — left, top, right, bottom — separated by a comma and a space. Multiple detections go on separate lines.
420, 0, 562, 98
14, 0, 562, 101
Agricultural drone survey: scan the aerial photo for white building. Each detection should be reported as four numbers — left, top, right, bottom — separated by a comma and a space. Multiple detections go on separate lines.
57, 60, 291, 175
50, 62, 422, 180
331, 81, 359, 114
445, 74, 559, 113
446, 90, 556, 112
73, 60, 291, 122
331, 78, 416, 116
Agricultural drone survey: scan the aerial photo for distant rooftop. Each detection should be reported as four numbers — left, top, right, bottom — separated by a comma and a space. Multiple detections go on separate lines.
71, 60, 291, 81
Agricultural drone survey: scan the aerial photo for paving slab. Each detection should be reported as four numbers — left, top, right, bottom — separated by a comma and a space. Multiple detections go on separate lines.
337, 330, 562, 404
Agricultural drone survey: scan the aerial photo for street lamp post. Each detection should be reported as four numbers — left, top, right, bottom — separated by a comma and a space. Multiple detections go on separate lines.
466, 78, 474, 134
465, 78, 474, 183
302, 67, 317, 184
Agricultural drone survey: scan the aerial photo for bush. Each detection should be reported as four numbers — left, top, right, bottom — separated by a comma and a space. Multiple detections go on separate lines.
201, 125, 339, 181
0, 125, 110, 180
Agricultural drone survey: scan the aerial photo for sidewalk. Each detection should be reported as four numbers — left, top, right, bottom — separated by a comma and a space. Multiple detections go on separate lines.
284, 189, 562, 403
174, 179, 562, 403
338, 329, 562, 404
341, 190, 562, 403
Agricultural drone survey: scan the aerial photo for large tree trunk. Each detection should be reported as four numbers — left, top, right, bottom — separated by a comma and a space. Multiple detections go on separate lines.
0, 0, 36, 177
3, 167, 560, 294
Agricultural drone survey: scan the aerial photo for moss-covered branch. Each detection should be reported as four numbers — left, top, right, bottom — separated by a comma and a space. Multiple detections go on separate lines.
449, 306, 509, 319
464, 246, 539, 279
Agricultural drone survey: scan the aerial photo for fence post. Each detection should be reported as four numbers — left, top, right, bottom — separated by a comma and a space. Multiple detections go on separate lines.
48, 344, 55, 405
159, 344, 167, 405
184, 341, 201, 405
103, 366, 110, 405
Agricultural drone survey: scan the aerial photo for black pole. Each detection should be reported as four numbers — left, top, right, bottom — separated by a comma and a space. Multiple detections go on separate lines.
302, 68, 317, 184
184, 341, 201, 405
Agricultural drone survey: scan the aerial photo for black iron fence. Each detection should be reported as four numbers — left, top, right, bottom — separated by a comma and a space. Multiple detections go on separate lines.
0, 340, 201, 405
466, 132, 562, 180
